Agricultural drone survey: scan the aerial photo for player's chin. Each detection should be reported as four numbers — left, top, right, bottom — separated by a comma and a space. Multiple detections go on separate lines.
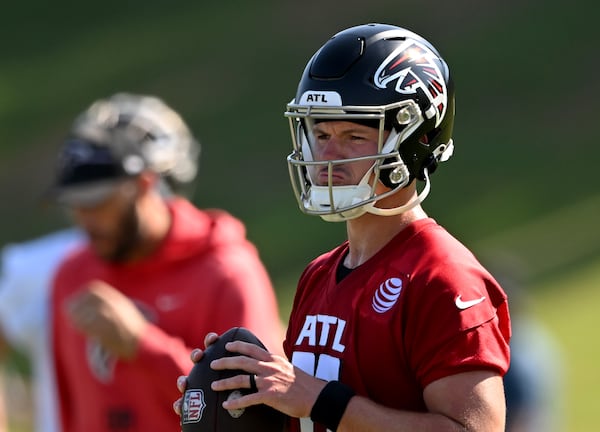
87, 236, 116, 258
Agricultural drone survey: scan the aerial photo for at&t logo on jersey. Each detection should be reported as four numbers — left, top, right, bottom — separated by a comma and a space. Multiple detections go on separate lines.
181, 390, 206, 424
372, 277, 403, 313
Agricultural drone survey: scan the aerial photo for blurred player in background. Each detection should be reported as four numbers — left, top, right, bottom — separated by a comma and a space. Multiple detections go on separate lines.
48, 92, 283, 432
175, 23, 511, 431
497, 271, 564, 432
0, 227, 83, 432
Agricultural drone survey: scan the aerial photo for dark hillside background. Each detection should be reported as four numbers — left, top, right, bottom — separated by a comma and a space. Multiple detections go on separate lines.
1, 1, 598, 430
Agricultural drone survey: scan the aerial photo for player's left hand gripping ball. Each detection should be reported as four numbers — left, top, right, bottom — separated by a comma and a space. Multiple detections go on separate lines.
180, 327, 287, 431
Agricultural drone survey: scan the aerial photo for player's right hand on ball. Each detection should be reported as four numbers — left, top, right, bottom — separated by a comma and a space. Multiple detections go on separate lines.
173, 332, 219, 415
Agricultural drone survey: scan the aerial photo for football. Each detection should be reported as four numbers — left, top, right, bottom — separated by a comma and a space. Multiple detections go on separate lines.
180, 327, 287, 431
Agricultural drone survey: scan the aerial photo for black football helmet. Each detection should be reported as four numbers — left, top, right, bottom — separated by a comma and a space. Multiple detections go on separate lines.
285, 23, 455, 221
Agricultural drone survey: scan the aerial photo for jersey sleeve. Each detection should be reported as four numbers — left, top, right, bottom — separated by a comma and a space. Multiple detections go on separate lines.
403, 256, 511, 388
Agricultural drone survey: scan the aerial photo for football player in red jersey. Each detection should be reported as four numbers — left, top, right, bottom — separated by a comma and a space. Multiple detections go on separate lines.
48, 93, 283, 432
175, 23, 511, 431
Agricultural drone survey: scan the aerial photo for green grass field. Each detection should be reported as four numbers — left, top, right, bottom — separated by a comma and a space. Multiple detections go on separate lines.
533, 257, 600, 432
473, 193, 600, 432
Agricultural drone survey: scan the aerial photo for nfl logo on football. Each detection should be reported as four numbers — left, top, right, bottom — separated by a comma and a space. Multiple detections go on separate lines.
182, 390, 206, 424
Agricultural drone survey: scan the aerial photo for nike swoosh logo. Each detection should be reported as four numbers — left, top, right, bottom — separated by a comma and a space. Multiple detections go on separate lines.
156, 295, 182, 312
455, 295, 486, 310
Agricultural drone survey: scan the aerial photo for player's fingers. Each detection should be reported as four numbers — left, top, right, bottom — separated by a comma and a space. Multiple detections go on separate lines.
224, 340, 270, 360
177, 375, 187, 393
64, 293, 90, 318
65, 301, 97, 331
173, 397, 183, 415
190, 348, 203, 363
210, 353, 258, 375
211, 373, 259, 395
204, 332, 219, 348
222, 390, 263, 410
184, 333, 218, 364
249, 373, 258, 393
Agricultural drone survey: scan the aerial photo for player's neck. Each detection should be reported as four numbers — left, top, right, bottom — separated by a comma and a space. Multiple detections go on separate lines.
344, 205, 427, 269
129, 194, 173, 262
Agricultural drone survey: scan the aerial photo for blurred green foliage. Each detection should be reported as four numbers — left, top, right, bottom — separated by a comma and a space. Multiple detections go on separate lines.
1, 0, 598, 286
1, 0, 598, 277
0, 1, 599, 430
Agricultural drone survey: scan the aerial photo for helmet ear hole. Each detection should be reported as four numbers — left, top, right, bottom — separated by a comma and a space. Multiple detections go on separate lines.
379, 157, 411, 189
417, 154, 438, 180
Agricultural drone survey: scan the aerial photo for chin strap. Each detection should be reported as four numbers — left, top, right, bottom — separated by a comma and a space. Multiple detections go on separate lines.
307, 167, 375, 222
312, 168, 432, 222
366, 168, 431, 217
305, 138, 449, 221
368, 140, 452, 217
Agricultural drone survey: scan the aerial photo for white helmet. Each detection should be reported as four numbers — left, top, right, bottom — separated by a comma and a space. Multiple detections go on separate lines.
69, 92, 200, 190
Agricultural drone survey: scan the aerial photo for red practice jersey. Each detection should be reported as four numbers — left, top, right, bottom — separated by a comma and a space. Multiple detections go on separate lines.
52, 198, 282, 432
284, 218, 511, 432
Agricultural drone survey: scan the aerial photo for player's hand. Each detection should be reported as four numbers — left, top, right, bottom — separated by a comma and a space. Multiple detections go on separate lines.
210, 341, 326, 419
173, 332, 219, 416
65, 279, 148, 359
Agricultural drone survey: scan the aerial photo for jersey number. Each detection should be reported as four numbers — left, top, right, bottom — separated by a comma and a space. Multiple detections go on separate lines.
292, 351, 340, 432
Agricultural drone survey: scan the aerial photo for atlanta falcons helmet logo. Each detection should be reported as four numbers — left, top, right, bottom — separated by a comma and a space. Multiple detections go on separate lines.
374, 40, 448, 127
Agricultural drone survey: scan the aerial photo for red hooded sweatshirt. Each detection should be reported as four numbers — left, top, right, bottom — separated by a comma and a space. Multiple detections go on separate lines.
51, 198, 281, 432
